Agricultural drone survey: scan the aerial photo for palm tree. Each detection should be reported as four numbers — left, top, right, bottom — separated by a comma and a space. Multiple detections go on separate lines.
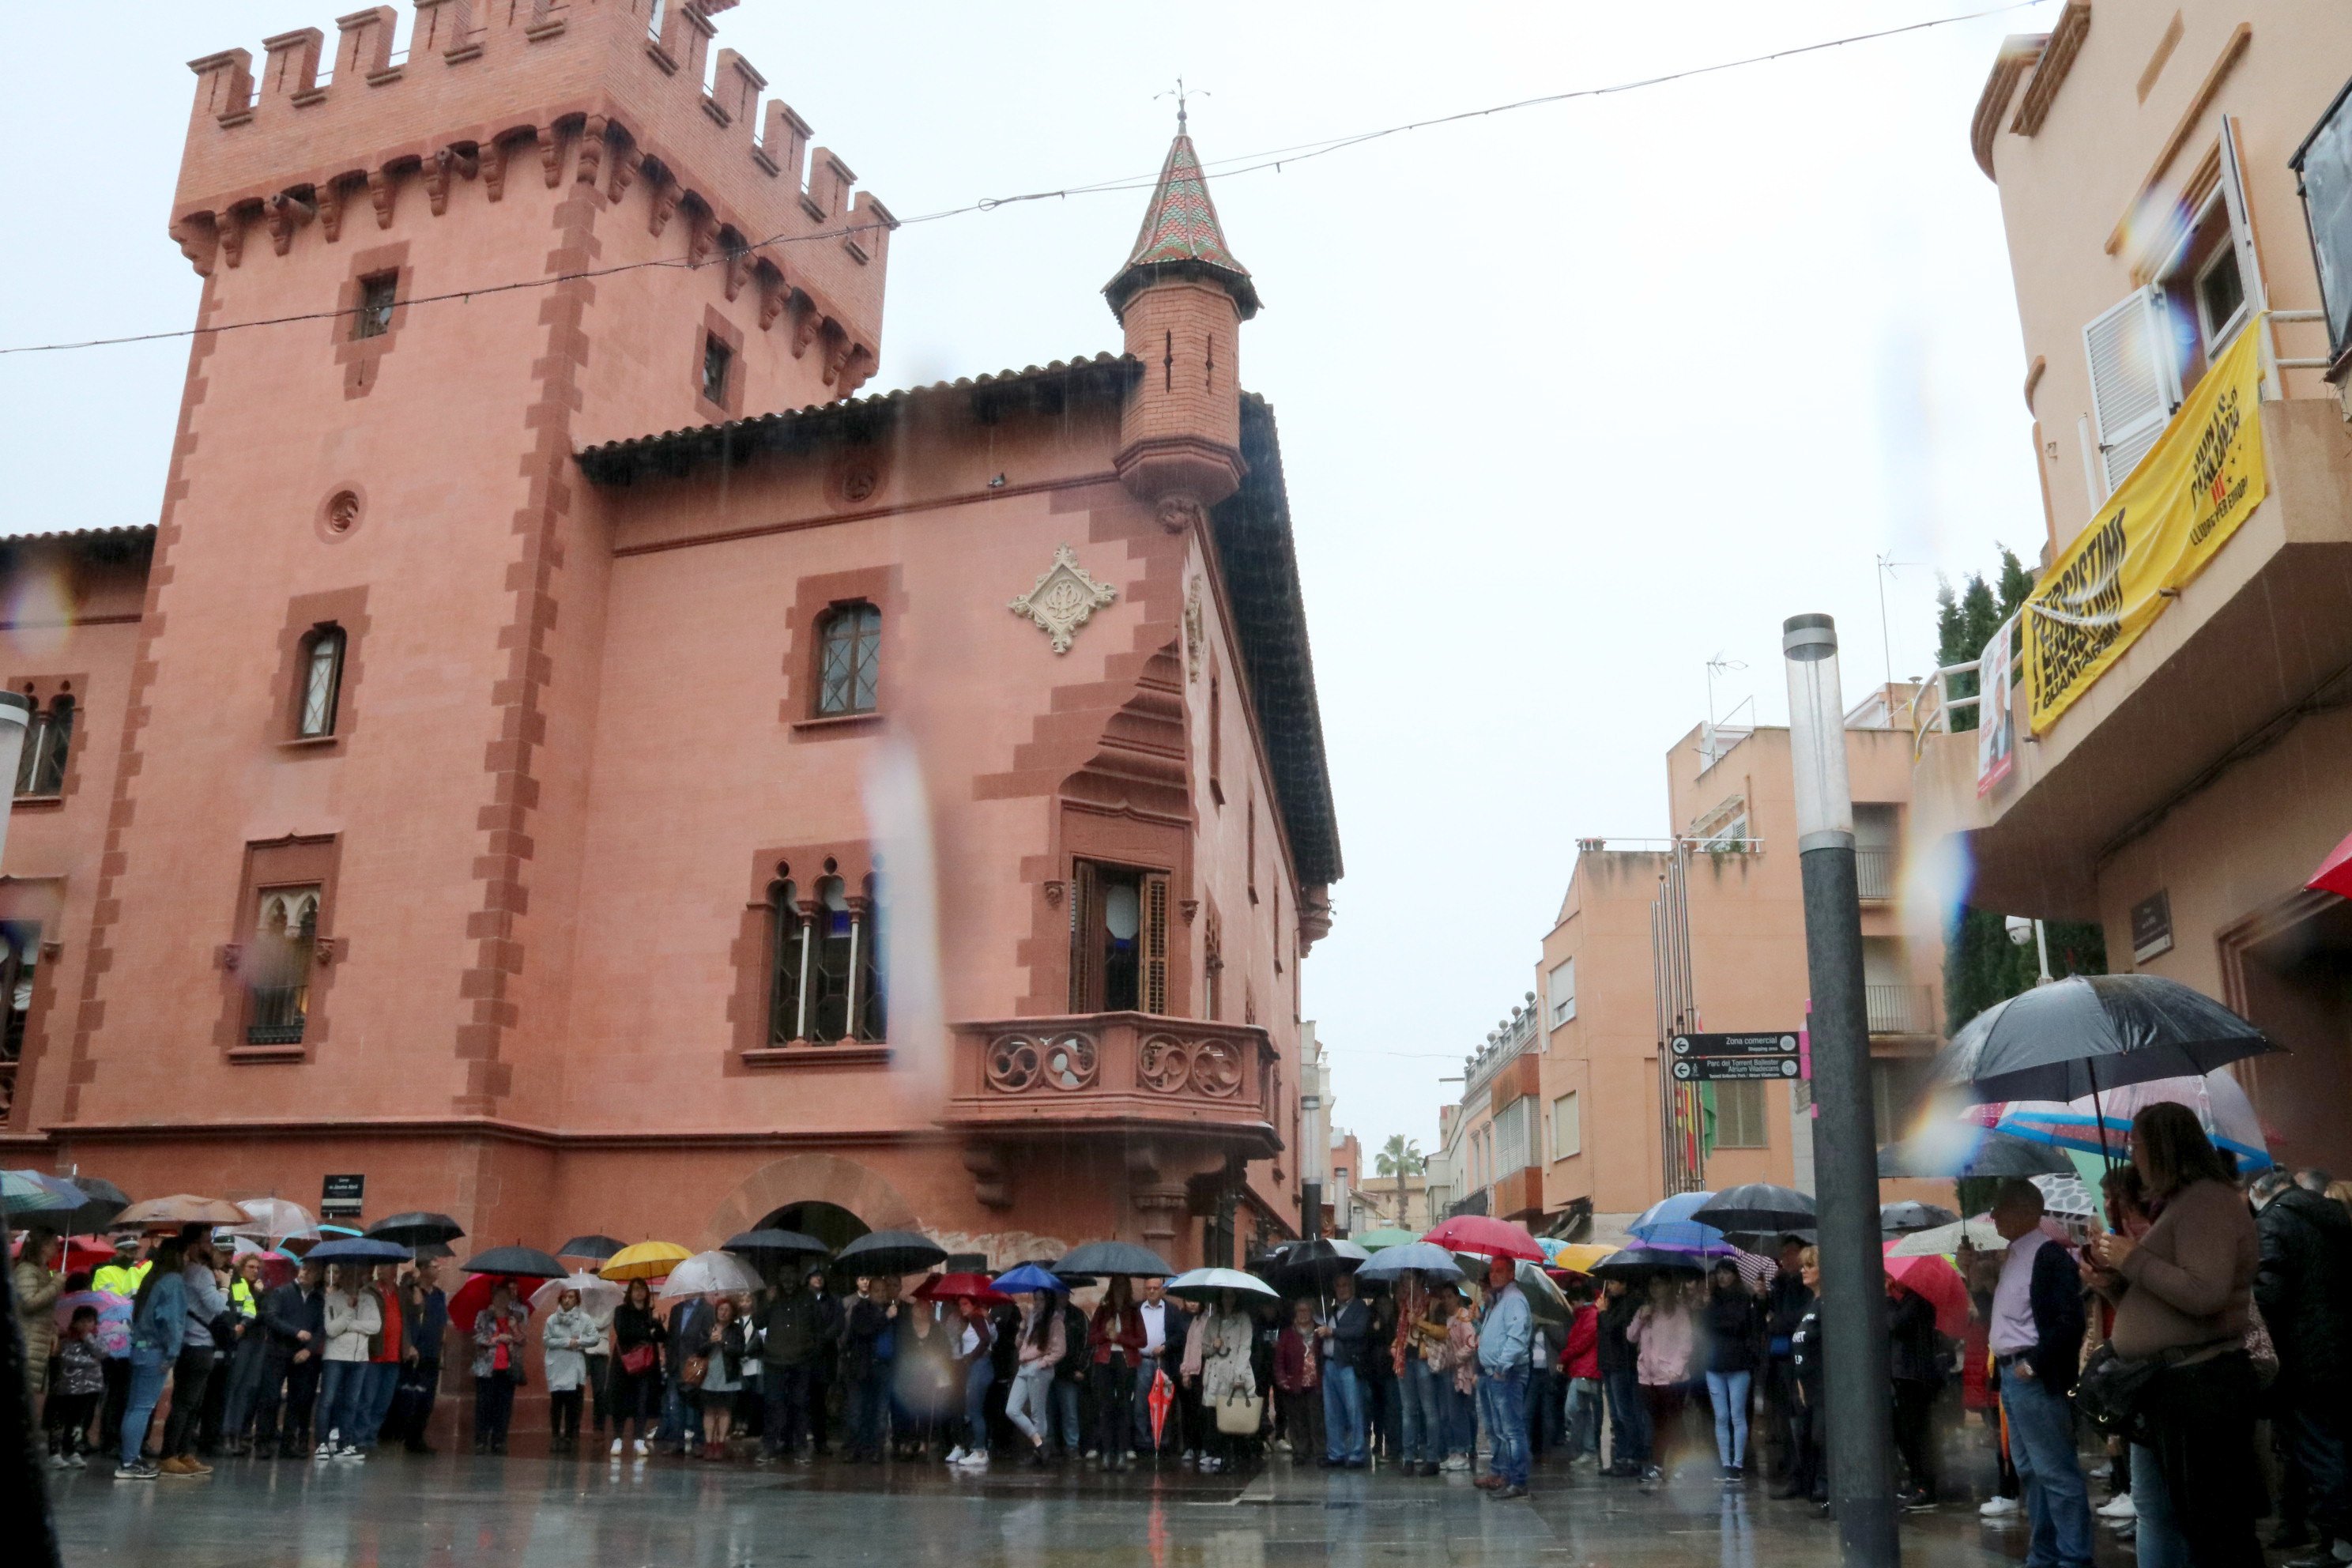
1374, 1134, 1424, 1230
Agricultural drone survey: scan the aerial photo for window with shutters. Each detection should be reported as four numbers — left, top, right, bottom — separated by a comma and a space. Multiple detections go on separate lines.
1246, 793, 1258, 904
2082, 288, 2180, 496
1713, 1080, 1768, 1149
1068, 860, 1170, 1014
1551, 1091, 1581, 1160
1547, 958, 1576, 1027
1202, 902, 1223, 1020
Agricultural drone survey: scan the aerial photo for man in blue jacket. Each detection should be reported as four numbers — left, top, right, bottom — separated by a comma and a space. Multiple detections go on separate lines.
255, 1259, 326, 1459
1475, 1256, 1533, 1500
1989, 1180, 2090, 1568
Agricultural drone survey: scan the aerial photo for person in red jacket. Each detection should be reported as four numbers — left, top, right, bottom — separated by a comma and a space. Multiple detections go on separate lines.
1272, 1299, 1323, 1468
1085, 1279, 1147, 1472
1560, 1286, 1603, 1465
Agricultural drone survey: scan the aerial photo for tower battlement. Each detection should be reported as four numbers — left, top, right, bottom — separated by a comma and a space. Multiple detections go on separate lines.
172, 0, 889, 386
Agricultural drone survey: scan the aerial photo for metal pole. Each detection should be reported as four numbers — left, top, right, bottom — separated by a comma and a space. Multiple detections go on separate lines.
0, 692, 59, 1568
1782, 615, 1899, 1568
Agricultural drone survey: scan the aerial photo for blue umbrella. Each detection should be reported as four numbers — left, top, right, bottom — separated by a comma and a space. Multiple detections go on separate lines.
1628, 1190, 1726, 1252
307, 1236, 410, 1263
991, 1262, 1069, 1295
2, 1170, 85, 1217
1355, 1242, 1464, 1281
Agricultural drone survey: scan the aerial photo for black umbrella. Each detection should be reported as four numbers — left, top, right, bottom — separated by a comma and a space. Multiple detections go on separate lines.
1876, 1129, 2073, 1179
413, 1241, 455, 1261
837, 1231, 948, 1276
1694, 1183, 1816, 1235
460, 1244, 567, 1279
365, 1212, 465, 1246
1879, 1201, 1959, 1238
556, 1234, 627, 1262
723, 1228, 829, 1257
1055, 1240, 1176, 1278
55, 1175, 130, 1234
1933, 974, 2275, 1106
1588, 1246, 1707, 1281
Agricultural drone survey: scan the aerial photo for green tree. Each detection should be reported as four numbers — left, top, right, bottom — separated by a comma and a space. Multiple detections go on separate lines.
1374, 1134, 1424, 1229
1932, 548, 2107, 1033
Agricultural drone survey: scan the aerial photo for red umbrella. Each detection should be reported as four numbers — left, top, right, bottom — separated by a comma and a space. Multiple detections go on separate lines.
2307, 830, 2352, 900
1423, 1215, 1545, 1263
1882, 1250, 1969, 1337
448, 1272, 538, 1334
1147, 1366, 1174, 1447
914, 1272, 1012, 1306
62, 1235, 117, 1276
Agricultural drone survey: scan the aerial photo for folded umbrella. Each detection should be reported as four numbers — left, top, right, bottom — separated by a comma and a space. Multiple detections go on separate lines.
231, 1198, 322, 1246
1054, 1240, 1175, 1278
307, 1235, 412, 1265
115, 1193, 249, 1229
1355, 1242, 1464, 1282
914, 1272, 1012, 1306
1628, 1191, 1728, 1252
462, 1245, 567, 1280
838, 1231, 950, 1277
1879, 1202, 1958, 1238
530, 1272, 623, 1318
1422, 1215, 1544, 1263
1164, 1267, 1280, 1302
596, 1240, 693, 1282
657, 1250, 762, 1300
989, 1262, 1070, 1295
1877, 1125, 2074, 1179
1933, 974, 2275, 1110
366, 1212, 465, 1247
556, 1234, 628, 1263
722, 1228, 829, 1258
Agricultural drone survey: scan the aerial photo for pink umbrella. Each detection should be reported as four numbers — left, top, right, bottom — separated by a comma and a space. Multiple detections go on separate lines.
1423, 1215, 1545, 1262
1883, 1251, 1969, 1337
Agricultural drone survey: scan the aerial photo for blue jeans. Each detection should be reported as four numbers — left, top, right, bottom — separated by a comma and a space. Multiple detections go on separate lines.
1321, 1363, 1366, 1462
1480, 1366, 1530, 1488
120, 1346, 172, 1468
847, 1371, 889, 1459
1604, 1366, 1649, 1467
2132, 1442, 2188, 1568
1006, 1363, 1054, 1446
1051, 1375, 1083, 1449
1447, 1384, 1477, 1457
1400, 1359, 1446, 1466
962, 1357, 993, 1452
353, 1361, 401, 1448
315, 1359, 370, 1448
1566, 1377, 1602, 1460
1706, 1369, 1752, 1470
2001, 1365, 2094, 1568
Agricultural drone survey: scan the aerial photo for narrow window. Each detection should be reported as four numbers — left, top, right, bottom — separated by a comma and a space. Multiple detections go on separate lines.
1207, 668, 1223, 805
855, 873, 886, 1042
354, 273, 397, 340
1246, 795, 1259, 904
0, 920, 40, 1069
1202, 904, 1223, 1021
816, 603, 881, 716
297, 625, 345, 739
246, 888, 319, 1046
702, 334, 733, 405
767, 879, 805, 1045
13, 697, 70, 797
1068, 860, 1169, 1013
808, 876, 854, 1042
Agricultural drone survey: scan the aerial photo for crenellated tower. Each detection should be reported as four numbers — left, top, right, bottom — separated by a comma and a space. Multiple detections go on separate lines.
1105, 123, 1261, 532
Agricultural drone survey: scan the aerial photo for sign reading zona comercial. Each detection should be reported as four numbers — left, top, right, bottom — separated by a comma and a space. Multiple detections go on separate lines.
1668, 1032, 1803, 1083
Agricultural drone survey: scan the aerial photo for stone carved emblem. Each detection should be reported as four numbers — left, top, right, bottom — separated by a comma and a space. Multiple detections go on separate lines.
986, 1032, 1099, 1094
1008, 545, 1118, 654
1184, 575, 1204, 683
1136, 1035, 1244, 1099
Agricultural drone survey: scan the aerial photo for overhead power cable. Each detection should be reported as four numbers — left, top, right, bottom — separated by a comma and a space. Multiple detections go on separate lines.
0, 0, 2049, 358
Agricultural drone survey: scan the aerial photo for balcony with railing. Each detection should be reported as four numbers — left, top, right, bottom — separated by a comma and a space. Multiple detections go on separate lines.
943, 1014, 1279, 1152
244, 986, 309, 1047
1856, 846, 1896, 902
1865, 983, 1936, 1037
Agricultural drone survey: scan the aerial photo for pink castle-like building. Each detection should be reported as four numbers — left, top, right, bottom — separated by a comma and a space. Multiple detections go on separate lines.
0, 0, 1340, 1271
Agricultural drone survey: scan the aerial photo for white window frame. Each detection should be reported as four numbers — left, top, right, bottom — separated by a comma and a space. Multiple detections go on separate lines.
1547, 958, 1576, 1027
2082, 286, 2181, 497
1551, 1091, 1581, 1161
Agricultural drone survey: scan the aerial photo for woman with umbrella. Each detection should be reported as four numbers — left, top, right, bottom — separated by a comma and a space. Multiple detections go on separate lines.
1004, 1279, 1065, 1468
1394, 1268, 1449, 1477
609, 1276, 665, 1458
468, 1280, 528, 1454
945, 1292, 997, 1469
12, 1227, 63, 1414
114, 1234, 187, 1479
1702, 1258, 1765, 1484
1183, 1287, 1261, 1474
841, 1276, 899, 1464
1086, 1276, 1147, 1471
541, 1285, 601, 1455
1884, 1264, 1944, 1509
689, 1295, 750, 1461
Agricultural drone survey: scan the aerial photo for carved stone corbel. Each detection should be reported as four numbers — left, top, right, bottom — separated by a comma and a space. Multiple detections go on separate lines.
537, 124, 564, 187
575, 115, 608, 188
723, 246, 752, 301
1179, 899, 1200, 924
609, 145, 643, 203
169, 213, 219, 277
481, 138, 508, 202
263, 191, 315, 256
789, 299, 820, 359
687, 210, 718, 267
367, 168, 396, 229
216, 943, 243, 973
757, 277, 786, 332
649, 179, 680, 239
218, 215, 246, 270
1042, 880, 1066, 907
963, 1145, 1013, 1212
316, 180, 344, 242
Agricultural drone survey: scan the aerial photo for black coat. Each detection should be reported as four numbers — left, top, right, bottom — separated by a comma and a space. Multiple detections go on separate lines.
1705, 1287, 1763, 1374
1886, 1287, 1943, 1385
2256, 1187, 2352, 1392
2022, 1238, 2085, 1395
1596, 1294, 1638, 1376
1765, 1275, 1813, 1352
1791, 1304, 1824, 1396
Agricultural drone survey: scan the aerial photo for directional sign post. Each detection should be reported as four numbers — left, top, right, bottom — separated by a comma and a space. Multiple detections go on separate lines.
1668, 1031, 1803, 1083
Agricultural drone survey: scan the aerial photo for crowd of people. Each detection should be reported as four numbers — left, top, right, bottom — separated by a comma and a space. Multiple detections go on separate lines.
12, 1101, 2351, 1568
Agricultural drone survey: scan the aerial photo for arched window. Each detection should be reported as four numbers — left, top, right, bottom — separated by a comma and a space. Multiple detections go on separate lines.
856, 873, 885, 1042
767, 879, 805, 1046
784, 870, 887, 1046
298, 625, 346, 739
247, 887, 319, 1045
816, 603, 880, 716
13, 695, 71, 797
808, 877, 854, 1041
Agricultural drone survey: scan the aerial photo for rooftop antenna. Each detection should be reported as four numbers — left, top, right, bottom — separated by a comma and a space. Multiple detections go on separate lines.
1703, 651, 1746, 732
1875, 552, 1923, 695
1155, 78, 1209, 131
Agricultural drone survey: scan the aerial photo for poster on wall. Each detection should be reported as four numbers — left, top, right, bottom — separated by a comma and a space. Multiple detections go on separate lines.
1977, 616, 2016, 797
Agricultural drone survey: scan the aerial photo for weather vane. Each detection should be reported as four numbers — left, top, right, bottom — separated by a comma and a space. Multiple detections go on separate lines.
1155, 78, 1209, 131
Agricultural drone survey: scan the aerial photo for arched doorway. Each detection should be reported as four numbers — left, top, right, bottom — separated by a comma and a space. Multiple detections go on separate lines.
760, 1200, 869, 1255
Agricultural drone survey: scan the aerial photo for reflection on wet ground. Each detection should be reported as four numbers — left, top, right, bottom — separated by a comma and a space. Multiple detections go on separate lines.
49, 1448, 2113, 1568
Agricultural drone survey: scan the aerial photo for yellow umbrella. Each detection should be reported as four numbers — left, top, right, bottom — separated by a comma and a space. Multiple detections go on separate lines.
597, 1240, 692, 1282
1550, 1243, 1617, 1275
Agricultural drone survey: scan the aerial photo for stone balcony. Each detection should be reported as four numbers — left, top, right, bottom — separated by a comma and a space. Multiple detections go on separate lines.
941, 1012, 1281, 1155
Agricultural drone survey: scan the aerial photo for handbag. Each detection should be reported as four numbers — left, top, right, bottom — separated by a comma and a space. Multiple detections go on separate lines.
1215, 1385, 1265, 1435
2074, 1344, 2158, 1434
682, 1354, 709, 1386
618, 1344, 658, 1377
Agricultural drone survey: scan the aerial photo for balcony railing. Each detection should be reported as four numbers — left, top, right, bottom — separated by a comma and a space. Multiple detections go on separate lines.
1865, 983, 1936, 1037
245, 986, 308, 1047
944, 1013, 1278, 1152
1856, 846, 1896, 902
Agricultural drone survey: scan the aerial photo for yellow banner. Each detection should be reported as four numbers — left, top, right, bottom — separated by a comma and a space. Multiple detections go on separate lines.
2023, 322, 2269, 733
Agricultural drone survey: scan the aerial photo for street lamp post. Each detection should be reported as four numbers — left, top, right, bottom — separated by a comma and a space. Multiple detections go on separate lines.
1781, 615, 1899, 1567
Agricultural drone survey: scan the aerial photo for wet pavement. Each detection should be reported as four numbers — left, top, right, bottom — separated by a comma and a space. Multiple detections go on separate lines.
47, 1444, 2124, 1568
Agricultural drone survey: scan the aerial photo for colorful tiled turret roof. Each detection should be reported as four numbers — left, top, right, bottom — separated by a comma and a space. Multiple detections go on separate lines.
1104, 134, 1261, 321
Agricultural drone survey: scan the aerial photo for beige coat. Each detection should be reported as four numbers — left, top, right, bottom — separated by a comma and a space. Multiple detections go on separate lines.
2112, 1177, 2257, 1361
13, 1259, 62, 1389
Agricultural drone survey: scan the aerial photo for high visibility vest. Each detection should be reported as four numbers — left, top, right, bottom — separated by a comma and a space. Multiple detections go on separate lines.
92, 1261, 151, 1298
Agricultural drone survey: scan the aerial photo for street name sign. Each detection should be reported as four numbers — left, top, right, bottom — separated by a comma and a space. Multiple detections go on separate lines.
1668, 1032, 1802, 1082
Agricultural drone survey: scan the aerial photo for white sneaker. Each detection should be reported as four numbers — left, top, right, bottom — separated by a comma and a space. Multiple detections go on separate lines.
610, 1439, 623, 1457
961, 1452, 989, 1469
1979, 1495, 2021, 1518
945, 1446, 967, 1465
337, 1446, 366, 1460
2098, 1494, 2136, 1521
313, 1442, 334, 1461
633, 1438, 649, 1457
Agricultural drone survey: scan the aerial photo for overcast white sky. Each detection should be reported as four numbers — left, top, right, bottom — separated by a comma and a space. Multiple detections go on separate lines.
0, 1, 2056, 1157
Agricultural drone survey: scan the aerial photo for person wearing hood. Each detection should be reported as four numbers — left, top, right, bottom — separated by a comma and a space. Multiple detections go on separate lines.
2252, 1165, 2352, 1568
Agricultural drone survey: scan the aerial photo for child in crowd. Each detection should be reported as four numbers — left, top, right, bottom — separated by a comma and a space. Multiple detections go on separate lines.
50, 1306, 107, 1467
